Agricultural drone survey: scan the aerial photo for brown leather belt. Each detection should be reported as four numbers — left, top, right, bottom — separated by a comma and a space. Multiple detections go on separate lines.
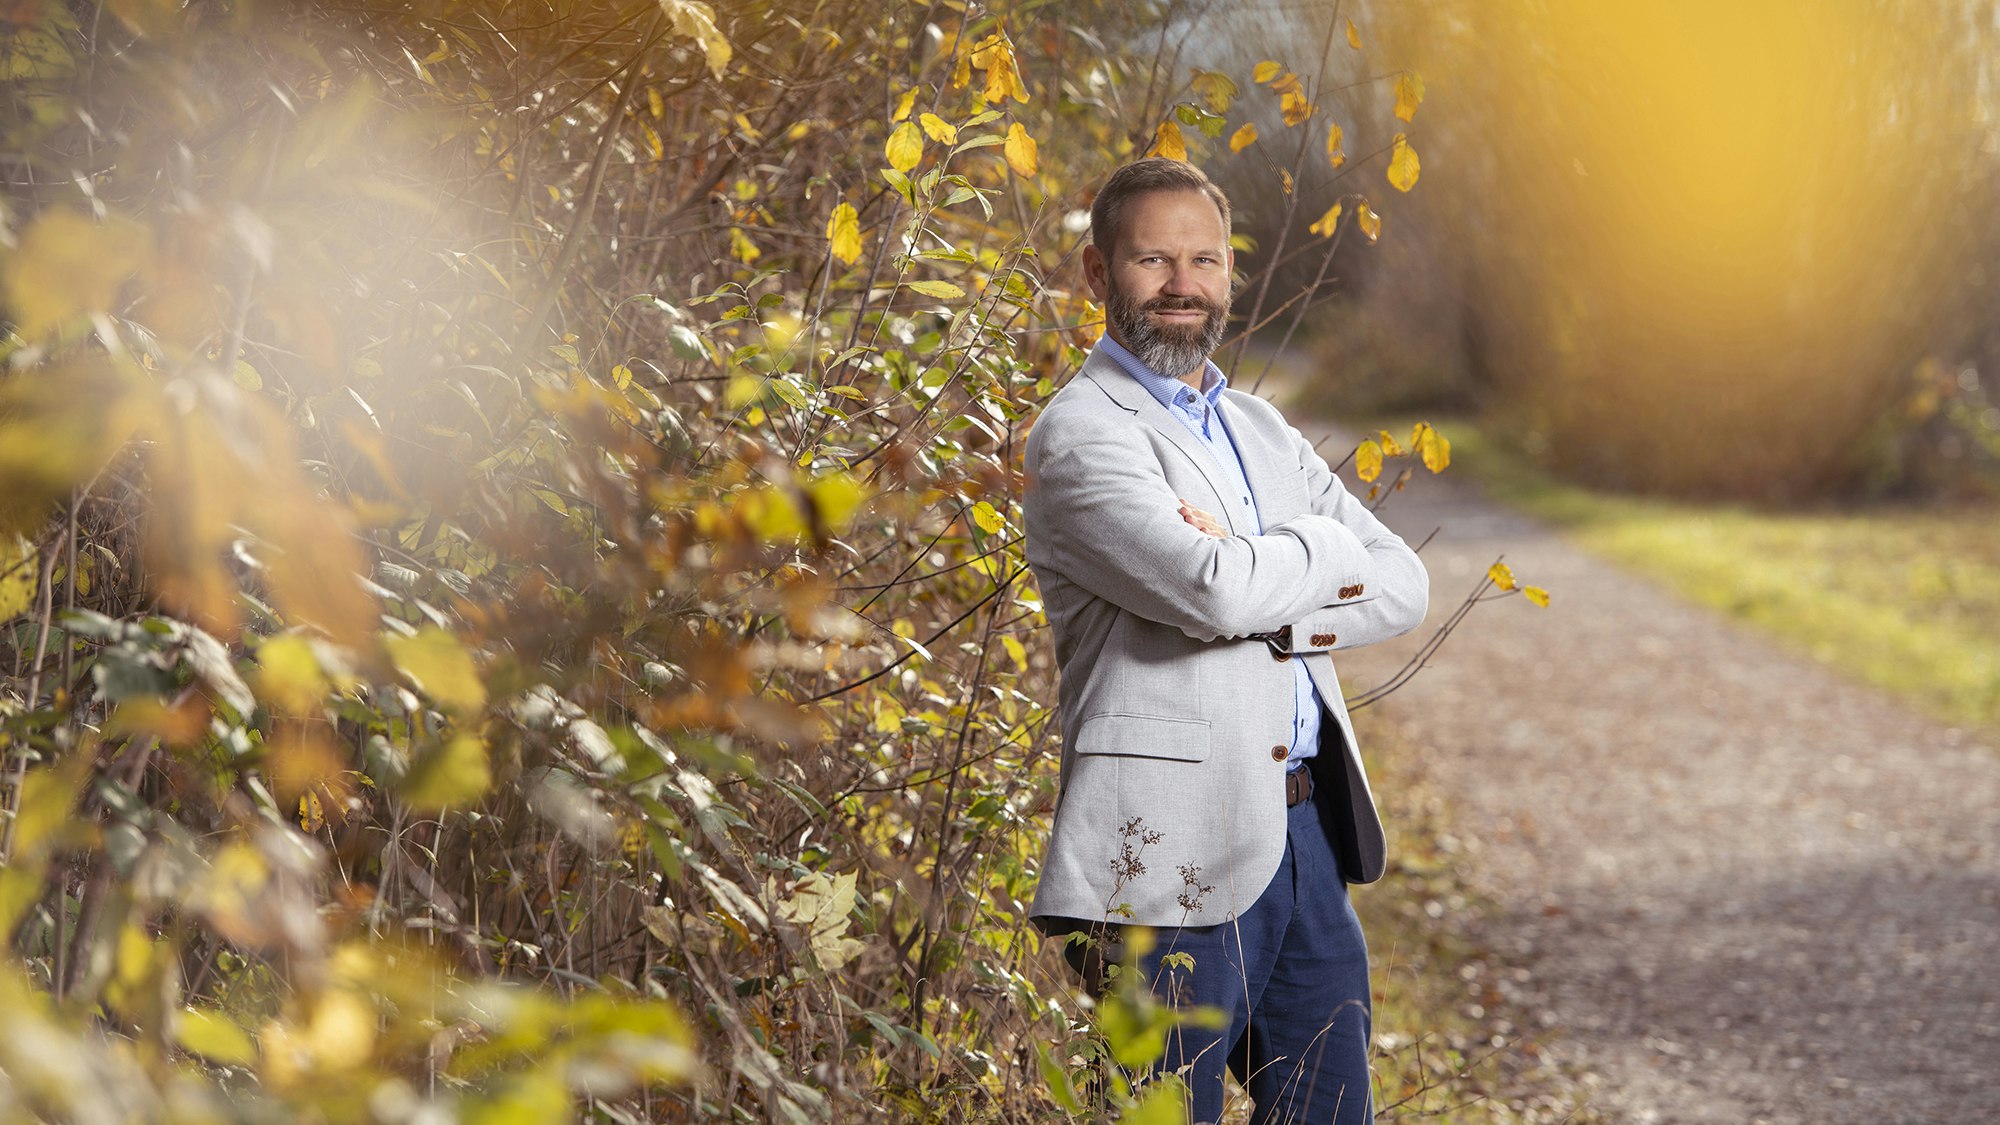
1285, 767, 1314, 807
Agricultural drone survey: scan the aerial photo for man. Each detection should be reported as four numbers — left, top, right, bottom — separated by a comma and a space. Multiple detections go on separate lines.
1022, 158, 1429, 1124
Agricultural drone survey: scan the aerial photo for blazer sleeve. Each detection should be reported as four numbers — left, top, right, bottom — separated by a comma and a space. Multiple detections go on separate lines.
1271, 418, 1430, 652
1024, 407, 1374, 643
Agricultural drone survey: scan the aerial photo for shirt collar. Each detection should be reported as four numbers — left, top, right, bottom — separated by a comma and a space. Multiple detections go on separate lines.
1096, 334, 1227, 415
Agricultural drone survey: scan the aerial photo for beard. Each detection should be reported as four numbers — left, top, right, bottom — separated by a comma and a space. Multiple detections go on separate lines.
1105, 281, 1230, 381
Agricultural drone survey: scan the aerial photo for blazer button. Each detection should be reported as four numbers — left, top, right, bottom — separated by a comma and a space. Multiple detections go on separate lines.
1271, 648, 1290, 662
1271, 744, 1289, 762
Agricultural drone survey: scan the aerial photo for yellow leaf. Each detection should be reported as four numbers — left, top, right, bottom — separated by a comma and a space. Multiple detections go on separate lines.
1388, 133, 1420, 192
612, 363, 633, 390
1191, 70, 1237, 114
1346, 17, 1361, 49
1376, 429, 1405, 457
1357, 200, 1382, 243
306, 989, 378, 1072
1308, 200, 1343, 238
401, 732, 492, 811
1253, 60, 1281, 84
0, 534, 38, 620
906, 279, 964, 300
1412, 420, 1451, 472
1279, 169, 1294, 195
1148, 119, 1187, 161
826, 201, 862, 265
641, 120, 664, 161
885, 119, 924, 173
1280, 89, 1315, 127
1004, 122, 1039, 177
1487, 561, 1517, 592
1326, 122, 1345, 168
971, 500, 1005, 534
2, 208, 153, 340
298, 790, 325, 833
1355, 438, 1383, 483
1229, 122, 1258, 153
729, 226, 761, 263
648, 86, 665, 118
1001, 635, 1028, 672
971, 31, 1029, 105
1523, 585, 1552, 608
806, 471, 869, 534
892, 87, 917, 122
177, 1007, 258, 1067
919, 112, 957, 144
386, 627, 486, 716
1394, 71, 1426, 122
256, 634, 329, 714
660, 0, 731, 79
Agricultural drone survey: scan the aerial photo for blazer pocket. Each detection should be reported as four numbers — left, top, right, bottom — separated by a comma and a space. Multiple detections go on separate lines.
1071, 713, 1211, 763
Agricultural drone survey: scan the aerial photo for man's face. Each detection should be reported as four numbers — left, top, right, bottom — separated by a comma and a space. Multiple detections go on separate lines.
1084, 189, 1233, 384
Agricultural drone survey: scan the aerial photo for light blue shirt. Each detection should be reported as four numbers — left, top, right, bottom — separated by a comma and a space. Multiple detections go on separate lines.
1096, 336, 1323, 768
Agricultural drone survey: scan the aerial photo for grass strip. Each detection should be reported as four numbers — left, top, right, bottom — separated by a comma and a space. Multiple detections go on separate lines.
1447, 424, 2000, 736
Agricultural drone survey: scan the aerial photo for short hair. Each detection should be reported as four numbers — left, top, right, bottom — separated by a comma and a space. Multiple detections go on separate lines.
1088, 158, 1233, 257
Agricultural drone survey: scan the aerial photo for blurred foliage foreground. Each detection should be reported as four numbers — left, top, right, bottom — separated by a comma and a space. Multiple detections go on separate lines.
0, 1, 1499, 1121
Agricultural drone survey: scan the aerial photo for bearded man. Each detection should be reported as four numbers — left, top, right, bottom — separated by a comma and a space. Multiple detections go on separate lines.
1021, 158, 1429, 1124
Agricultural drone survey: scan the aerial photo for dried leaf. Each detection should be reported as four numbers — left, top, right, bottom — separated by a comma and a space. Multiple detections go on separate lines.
1346, 17, 1361, 49
1326, 121, 1345, 169
1229, 122, 1258, 153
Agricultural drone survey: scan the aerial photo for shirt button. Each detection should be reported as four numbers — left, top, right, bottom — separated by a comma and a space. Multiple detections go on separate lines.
1271, 744, 1289, 762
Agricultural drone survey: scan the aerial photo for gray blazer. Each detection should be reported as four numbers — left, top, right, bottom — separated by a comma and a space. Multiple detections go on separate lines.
1023, 348, 1428, 929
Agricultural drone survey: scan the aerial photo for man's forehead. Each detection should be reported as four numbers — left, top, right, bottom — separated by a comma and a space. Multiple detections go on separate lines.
1114, 190, 1230, 250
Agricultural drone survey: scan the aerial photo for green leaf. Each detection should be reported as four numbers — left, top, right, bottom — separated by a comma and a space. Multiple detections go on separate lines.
906, 280, 965, 300
667, 324, 707, 361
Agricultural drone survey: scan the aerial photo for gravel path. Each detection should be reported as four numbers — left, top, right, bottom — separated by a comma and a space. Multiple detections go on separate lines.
1312, 425, 2000, 1124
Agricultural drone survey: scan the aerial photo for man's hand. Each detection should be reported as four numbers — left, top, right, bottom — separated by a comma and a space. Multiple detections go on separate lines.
1178, 498, 1227, 539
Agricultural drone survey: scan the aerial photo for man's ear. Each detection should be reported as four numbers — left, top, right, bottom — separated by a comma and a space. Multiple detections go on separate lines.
1082, 242, 1110, 302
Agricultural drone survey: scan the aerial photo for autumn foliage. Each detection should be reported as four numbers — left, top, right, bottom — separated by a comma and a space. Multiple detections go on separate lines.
0, 1, 1451, 1120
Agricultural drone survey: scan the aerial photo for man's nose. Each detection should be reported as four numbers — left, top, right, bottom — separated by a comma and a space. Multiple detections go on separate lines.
1161, 262, 1200, 295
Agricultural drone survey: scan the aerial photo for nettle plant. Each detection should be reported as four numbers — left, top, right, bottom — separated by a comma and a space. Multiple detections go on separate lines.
0, 0, 1538, 1119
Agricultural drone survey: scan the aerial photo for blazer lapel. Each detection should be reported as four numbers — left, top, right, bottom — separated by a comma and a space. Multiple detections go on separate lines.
1216, 392, 1293, 519
1079, 350, 1245, 533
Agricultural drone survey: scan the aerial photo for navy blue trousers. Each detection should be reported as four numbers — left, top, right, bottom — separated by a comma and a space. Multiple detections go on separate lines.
1137, 792, 1373, 1125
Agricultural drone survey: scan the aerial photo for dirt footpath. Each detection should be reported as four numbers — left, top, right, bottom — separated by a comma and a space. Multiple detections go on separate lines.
1316, 427, 2000, 1124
